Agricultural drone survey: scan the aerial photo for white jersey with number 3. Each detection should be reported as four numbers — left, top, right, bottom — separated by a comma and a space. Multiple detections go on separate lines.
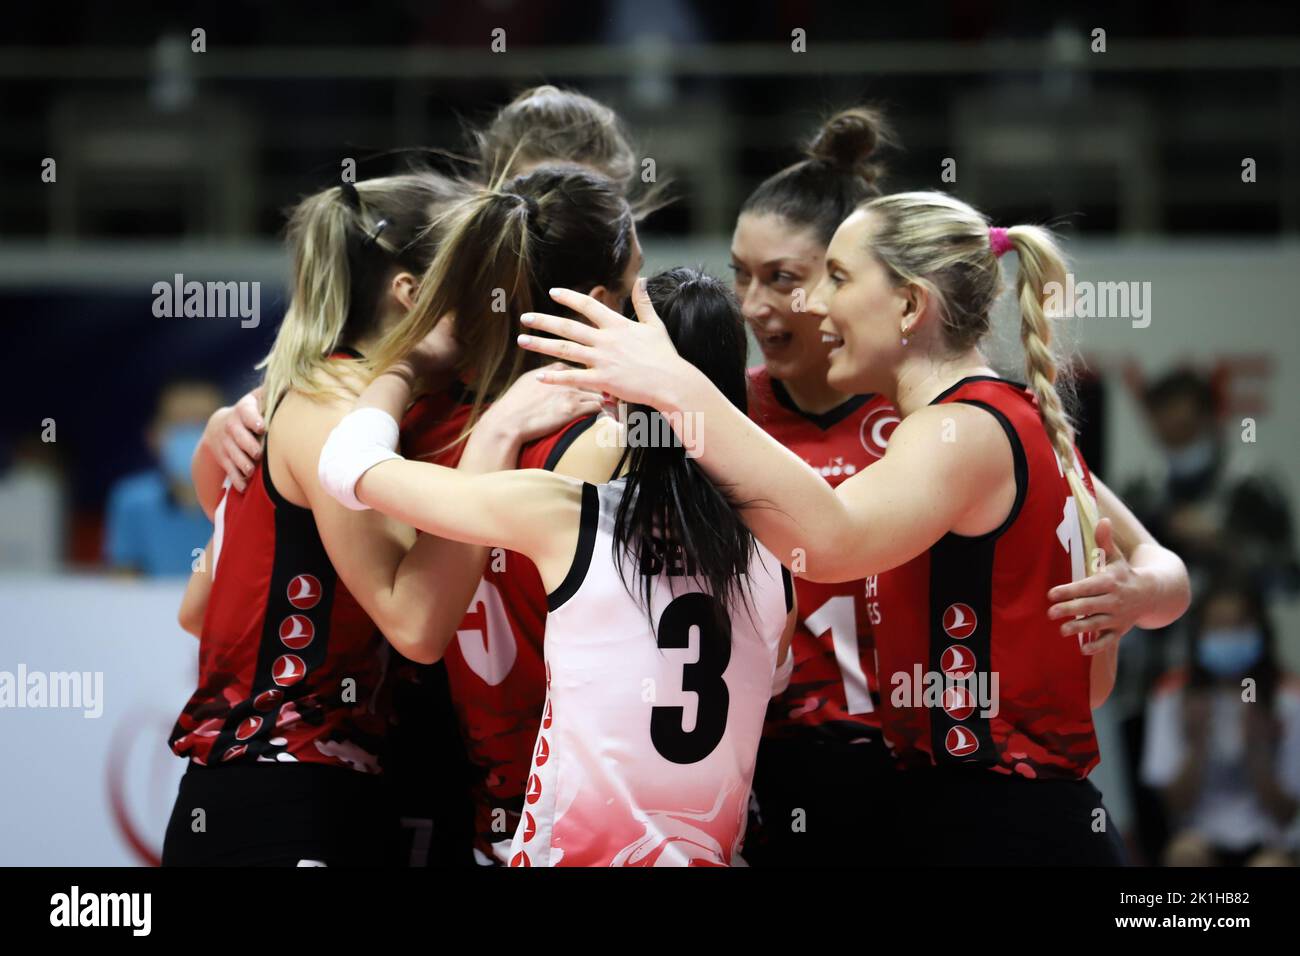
509, 479, 791, 867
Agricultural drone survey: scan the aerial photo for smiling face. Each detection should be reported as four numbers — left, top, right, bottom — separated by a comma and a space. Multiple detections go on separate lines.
729, 212, 831, 383
809, 208, 914, 395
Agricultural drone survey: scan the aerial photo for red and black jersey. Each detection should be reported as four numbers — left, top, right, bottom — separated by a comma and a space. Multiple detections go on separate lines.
169, 440, 392, 773
747, 367, 900, 743
401, 382, 598, 860
873, 376, 1100, 780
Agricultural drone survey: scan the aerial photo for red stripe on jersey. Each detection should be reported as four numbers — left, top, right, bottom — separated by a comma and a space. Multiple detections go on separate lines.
747, 366, 900, 742
169, 447, 390, 773
872, 376, 1100, 780
401, 382, 597, 855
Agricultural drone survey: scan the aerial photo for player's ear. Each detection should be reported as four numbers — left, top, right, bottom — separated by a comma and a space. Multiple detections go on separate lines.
588, 284, 620, 311
390, 271, 419, 311
901, 281, 930, 328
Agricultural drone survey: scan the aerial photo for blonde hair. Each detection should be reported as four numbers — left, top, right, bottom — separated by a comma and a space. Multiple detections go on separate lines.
257, 172, 459, 419
371, 163, 635, 450
861, 190, 1077, 471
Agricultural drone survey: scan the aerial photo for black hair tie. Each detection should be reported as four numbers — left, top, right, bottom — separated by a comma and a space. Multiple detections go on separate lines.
339, 181, 363, 211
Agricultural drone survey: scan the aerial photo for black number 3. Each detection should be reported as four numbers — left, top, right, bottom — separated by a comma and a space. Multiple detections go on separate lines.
651, 592, 731, 764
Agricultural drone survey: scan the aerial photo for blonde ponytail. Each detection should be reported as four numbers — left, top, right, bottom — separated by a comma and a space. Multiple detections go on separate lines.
1005, 225, 1077, 470
256, 173, 455, 420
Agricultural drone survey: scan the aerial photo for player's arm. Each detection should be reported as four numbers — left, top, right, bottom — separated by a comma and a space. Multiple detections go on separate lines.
316, 397, 584, 585
178, 535, 214, 637
517, 286, 997, 583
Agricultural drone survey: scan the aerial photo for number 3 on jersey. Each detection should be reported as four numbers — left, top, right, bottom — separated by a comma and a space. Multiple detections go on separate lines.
651, 592, 731, 764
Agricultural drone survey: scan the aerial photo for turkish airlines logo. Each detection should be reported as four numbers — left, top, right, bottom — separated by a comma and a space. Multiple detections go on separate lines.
221, 744, 247, 762
279, 614, 315, 650
253, 689, 283, 711
859, 405, 900, 459
942, 602, 977, 639
940, 645, 977, 680
510, 851, 531, 867
271, 654, 307, 687
235, 716, 263, 740
542, 699, 553, 729
522, 811, 536, 842
525, 773, 542, 805
942, 685, 976, 720
945, 725, 980, 757
286, 574, 322, 610
534, 736, 550, 767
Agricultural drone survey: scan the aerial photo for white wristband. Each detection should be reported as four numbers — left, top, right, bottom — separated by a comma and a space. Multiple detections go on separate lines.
318, 407, 402, 511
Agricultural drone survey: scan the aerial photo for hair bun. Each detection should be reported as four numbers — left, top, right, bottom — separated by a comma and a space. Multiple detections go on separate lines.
806, 107, 893, 184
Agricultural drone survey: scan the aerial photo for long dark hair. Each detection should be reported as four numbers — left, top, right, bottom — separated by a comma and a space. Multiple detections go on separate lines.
611, 268, 757, 622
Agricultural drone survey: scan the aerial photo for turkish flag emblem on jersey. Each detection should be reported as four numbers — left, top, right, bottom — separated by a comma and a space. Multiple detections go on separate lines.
942, 603, 978, 639
859, 405, 900, 459
945, 725, 980, 757
279, 614, 315, 650
286, 574, 322, 610
272, 654, 307, 687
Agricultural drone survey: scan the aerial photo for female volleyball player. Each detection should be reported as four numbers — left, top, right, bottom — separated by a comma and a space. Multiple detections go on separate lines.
319, 268, 796, 867
374, 161, 642, 863
729, 106, 902, 866
163, 173, 597, 867
517, 192, 1192, 865
192, 88, 647, 865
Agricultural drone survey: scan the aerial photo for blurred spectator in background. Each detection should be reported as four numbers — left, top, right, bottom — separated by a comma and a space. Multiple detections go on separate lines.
1124, 368, 1299, 600
0, 436, 67, 572
1141, 571, 1300, 866
103, 379, 220, 577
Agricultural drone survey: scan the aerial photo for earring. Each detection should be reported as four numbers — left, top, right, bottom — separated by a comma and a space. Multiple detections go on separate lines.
901, 325, 910, 346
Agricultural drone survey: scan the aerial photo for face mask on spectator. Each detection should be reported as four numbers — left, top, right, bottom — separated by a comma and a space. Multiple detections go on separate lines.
1196, 626, 1264, 678
160, 423, 205, 486
1166, 435, 1217, 481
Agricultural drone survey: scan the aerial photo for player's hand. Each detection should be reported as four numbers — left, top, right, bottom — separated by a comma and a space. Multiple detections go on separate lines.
479, 363, 604, 445
517, 279, 692, 410
203, 387, 264, 492
1046, 517, 1142, 656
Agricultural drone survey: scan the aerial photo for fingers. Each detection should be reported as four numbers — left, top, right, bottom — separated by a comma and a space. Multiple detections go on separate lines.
546, 288, 624, 329
532, 366, 608, 391
1059, 613, 1114, 637
517, 332, 598, 367
1047, 575, 1113, 607
1094, 517, 1120, 559
629, 276, 666, 329
519, 310, 600, 346
1048, 593, 1116, 621
1079, 631, 1119, 656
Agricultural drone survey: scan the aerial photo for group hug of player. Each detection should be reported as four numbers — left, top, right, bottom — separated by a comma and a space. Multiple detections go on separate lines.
162, 86, 1190, 867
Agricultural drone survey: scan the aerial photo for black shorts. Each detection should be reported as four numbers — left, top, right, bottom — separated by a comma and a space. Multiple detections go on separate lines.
747, 735, 899, 867
161, 761, 403, 867
895, 764, 1128, 866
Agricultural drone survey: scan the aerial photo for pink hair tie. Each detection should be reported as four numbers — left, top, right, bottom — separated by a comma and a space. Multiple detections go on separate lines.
988, 226, 1014, 258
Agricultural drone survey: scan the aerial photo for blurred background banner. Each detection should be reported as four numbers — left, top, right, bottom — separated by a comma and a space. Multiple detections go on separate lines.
2, 1, 1299, 866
